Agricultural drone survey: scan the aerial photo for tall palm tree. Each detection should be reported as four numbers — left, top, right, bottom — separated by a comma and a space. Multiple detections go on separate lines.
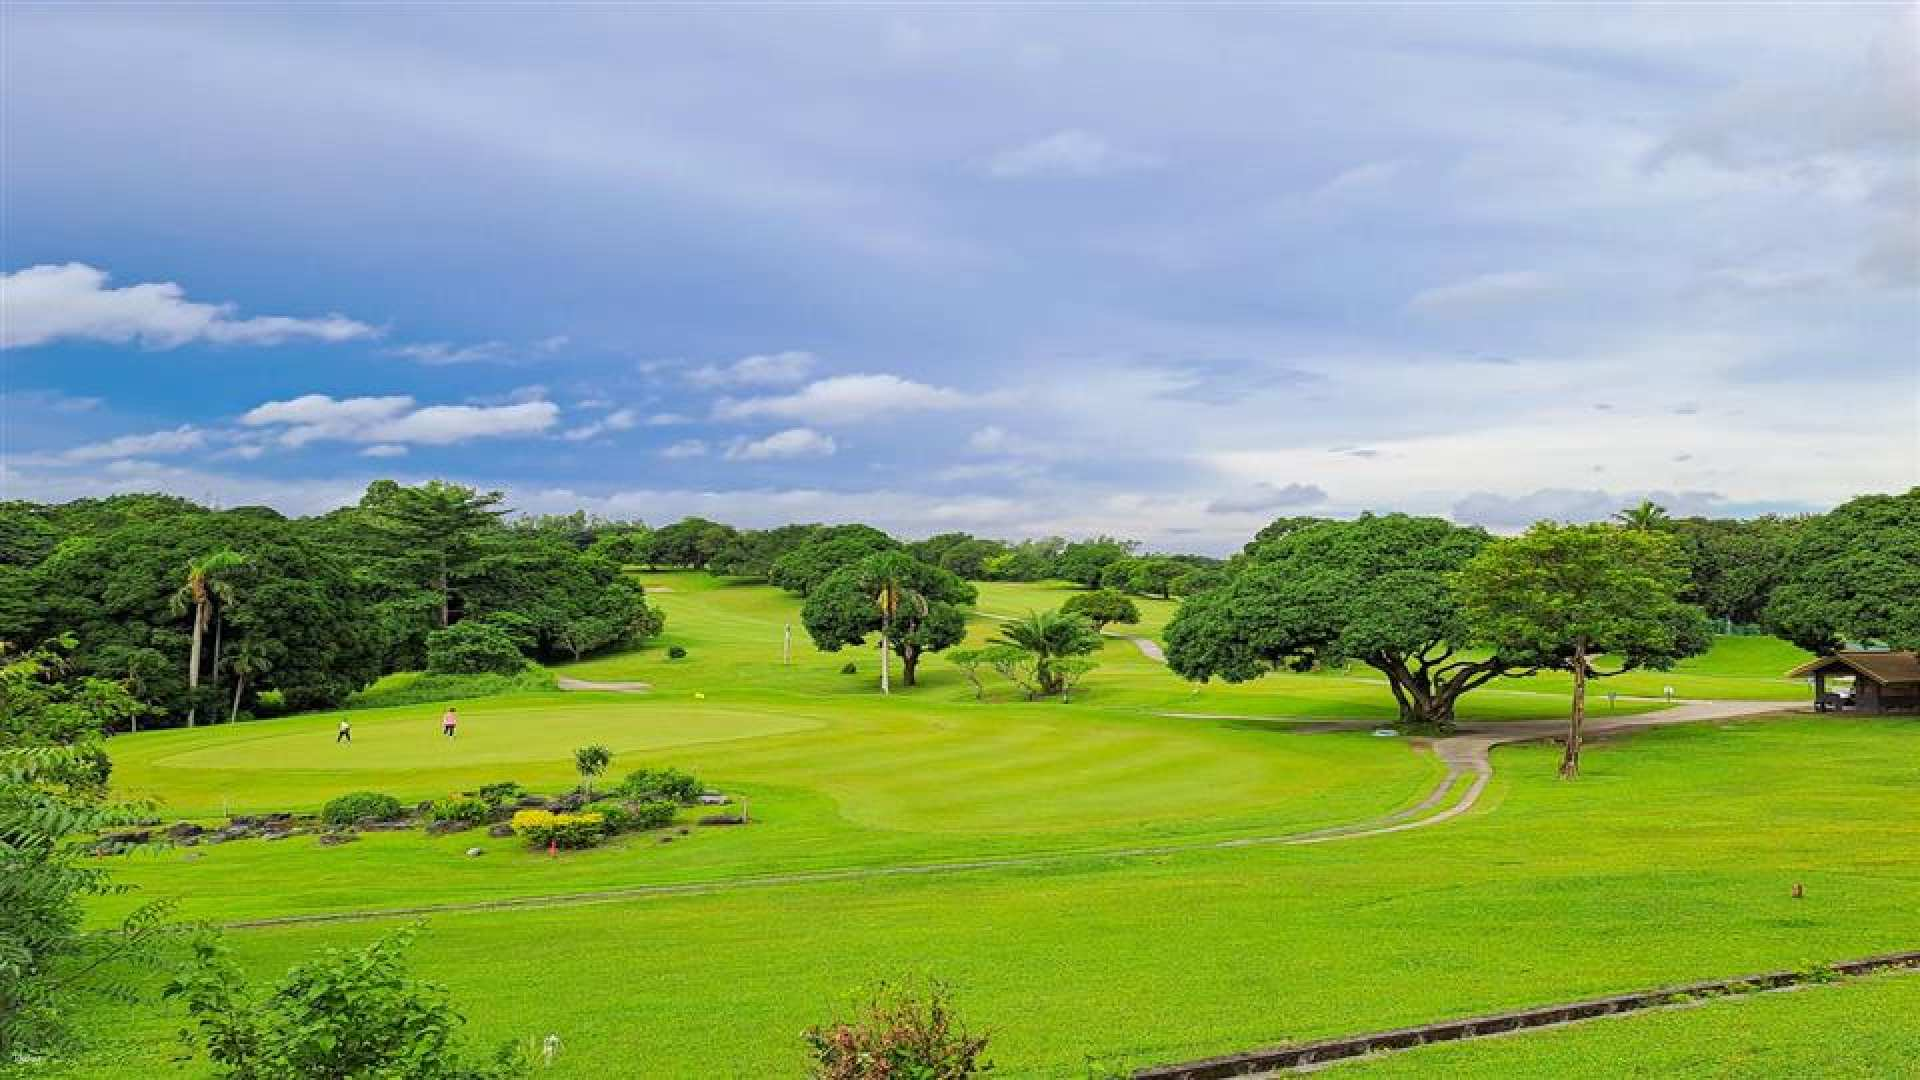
1612, 500, 1671, 531
991, 609, 1103, 696
872, 574, 928, 696
227, 639, 273, 724
169, 550, 247, 727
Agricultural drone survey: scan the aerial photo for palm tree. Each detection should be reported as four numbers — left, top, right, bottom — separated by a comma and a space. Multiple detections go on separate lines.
1612, 500, 1671, 531
991, 609, 1103, 696
574, 744, 612, 798
872, 575, 928, 696
169, 550, 247, 727
227, 639, 273, 724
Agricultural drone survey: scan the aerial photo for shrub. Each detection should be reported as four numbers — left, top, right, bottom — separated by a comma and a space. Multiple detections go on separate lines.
667, 646, 688, 660
804, 979, 989, 1079
475, 781, 523, 804
616, 766, 702, 804
840, 662, 858, 675
429, 797, 495, 826
321, 791, 404, 826
510, 809, 605, 849
165, 928, 526, 1079
425, 621, 526, 676
583, 798, 676, 833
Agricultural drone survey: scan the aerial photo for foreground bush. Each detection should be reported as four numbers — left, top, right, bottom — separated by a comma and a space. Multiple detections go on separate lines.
510, 809, 605, 849
321, 791, 404, 826
429, 796, 496, 826
166, 927, 525, 1079
805, 980, 990, 1079
425, 621, 526, 676
584, 797, 678, 832
616, 766, 702, 804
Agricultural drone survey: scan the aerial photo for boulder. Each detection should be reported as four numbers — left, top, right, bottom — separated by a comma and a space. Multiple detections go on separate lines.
165, 822, 206, 840
465, 847, 484, 857
697, 793, 730, 806
487, 823, 516, 838
101, 829, 153, 845
515, 795, 548, 809
425, 819, 471, 836
317, 830, 360, 846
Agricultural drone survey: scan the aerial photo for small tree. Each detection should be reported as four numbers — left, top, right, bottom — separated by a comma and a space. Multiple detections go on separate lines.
166, 928, 525, 1079
1054, 656, 1099, 703
574, 744, 612, 798
944, 649, 992, 701
990, 610, 1102, 697
1061, 589, 1139, 630
804, 979, 990, 1080
801, 553, 976, 691
425, 621, 525, 676
1456, 522, 1710, 778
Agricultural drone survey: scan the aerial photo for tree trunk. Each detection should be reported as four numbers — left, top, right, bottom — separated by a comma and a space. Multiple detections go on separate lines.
229, 673, 246, 725
436, 568, 451, 629
879, 633, 891, 694
900, 647, 919, 687
209, 606, 225, 697
186, 602, 206, 728
1396, 693, 1458, 732
1560, 639, 1588, 779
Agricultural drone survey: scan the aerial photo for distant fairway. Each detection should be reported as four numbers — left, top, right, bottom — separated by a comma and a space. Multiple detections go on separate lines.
64, 572, 1900, 1079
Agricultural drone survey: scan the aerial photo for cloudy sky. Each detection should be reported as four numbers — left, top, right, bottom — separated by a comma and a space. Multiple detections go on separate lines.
3, 6, 1915, 550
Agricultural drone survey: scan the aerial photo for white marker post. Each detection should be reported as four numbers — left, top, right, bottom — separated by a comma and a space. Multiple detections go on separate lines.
783, 623, 792, 666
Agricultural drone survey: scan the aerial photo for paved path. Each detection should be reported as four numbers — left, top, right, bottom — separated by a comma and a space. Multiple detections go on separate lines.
554, 677, 652, 693
1124, 635, 1166, 661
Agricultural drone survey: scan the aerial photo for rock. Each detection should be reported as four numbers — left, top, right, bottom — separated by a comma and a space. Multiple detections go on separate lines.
202, 834, 227, 845
515, 795, 548, 808
657, 835, 675, 843
697, 815, 746, 827
697, 794, 729, 805
229, 815, 260, 827
264, 830, 291, 841
487, 823, 515, 838
465, 847, 484, 857
263, 812, 293, 824
676, 827, 690, 836
317, 830, 360, 846
178, 836, 199, 847
549, 793, 586, 813
425, 819, 471, 836
102, 829, 153, 845
165, 822, 206, 840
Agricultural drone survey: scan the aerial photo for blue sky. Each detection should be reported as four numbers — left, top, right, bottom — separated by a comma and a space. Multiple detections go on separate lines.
3, 5, 1915, 551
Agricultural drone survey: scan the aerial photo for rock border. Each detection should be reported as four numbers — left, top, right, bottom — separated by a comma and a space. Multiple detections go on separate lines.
1131, 950, 1920, 1077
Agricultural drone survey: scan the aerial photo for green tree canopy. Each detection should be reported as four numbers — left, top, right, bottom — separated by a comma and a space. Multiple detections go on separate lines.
1060, 589, 1140, 630
361, 480, 510, 629
768, 526, 898, 597
1164, 514, 1515, 731
1764, 488, 1920, 653
1054, 538, 1136, 588
800, 551, 975, 688
1456, 521, 1710, 777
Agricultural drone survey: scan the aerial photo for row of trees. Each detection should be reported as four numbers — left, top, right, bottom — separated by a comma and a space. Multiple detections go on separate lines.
1164, 488, 1919, 776
0, 482, 663, 729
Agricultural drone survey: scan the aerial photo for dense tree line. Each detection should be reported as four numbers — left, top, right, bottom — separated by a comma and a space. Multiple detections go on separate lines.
0, 483, 662, 729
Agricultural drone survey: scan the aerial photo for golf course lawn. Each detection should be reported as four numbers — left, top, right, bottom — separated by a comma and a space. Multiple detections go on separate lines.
59, 572, 1898, 1078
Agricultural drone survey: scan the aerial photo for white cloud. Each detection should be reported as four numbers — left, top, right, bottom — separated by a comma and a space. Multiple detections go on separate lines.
1314, 159, 1405, 198
533, 335, 571, 352
562, 407, 638, 442
686, 350, 817, 388
659, 439, 708, 459
645, 412, 691, 426
383, 340, 509, 365
360, 444, 409, 458
715, 373, 979, 425
240, 393, 558, 447
0, 263, 376, 349
59, 425, 206, 463
723, 427, 837, 460
986, 129, 1161, 179
1408, 270, 1558, 313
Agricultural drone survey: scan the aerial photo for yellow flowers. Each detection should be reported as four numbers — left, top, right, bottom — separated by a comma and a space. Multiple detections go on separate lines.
510, 809, 603, 829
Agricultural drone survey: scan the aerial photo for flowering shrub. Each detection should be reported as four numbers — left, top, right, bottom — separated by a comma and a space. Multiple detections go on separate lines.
804, 979, 989, 1079
509, 809, 605, 849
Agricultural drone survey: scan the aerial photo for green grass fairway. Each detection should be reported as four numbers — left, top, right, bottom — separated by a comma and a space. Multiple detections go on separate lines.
63, 572, 1883, 1077
1342, 971, 1920, 1077
63, 715, 1920, 1078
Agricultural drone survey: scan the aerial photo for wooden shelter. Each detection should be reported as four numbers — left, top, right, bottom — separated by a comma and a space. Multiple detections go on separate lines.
1787, 651, 1920, 715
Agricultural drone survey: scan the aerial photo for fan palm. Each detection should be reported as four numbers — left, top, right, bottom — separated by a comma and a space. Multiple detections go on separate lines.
991, 609, 1102, 696
227, 639, 273, 724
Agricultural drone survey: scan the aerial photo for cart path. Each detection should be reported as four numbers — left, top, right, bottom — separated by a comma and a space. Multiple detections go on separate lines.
219, 699, 1799, 930
554, 677, 653, 693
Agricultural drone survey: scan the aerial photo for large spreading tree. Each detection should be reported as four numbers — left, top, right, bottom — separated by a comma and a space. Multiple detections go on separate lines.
801, 551, 975, 689
1165, 514, 1523, 731
1764, 488, 1920, 653
1456, 522, 1710, 778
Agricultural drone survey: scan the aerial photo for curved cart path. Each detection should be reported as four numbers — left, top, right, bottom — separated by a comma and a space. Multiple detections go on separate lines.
221, 698, 1800, 930
554, 677, 653, 693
